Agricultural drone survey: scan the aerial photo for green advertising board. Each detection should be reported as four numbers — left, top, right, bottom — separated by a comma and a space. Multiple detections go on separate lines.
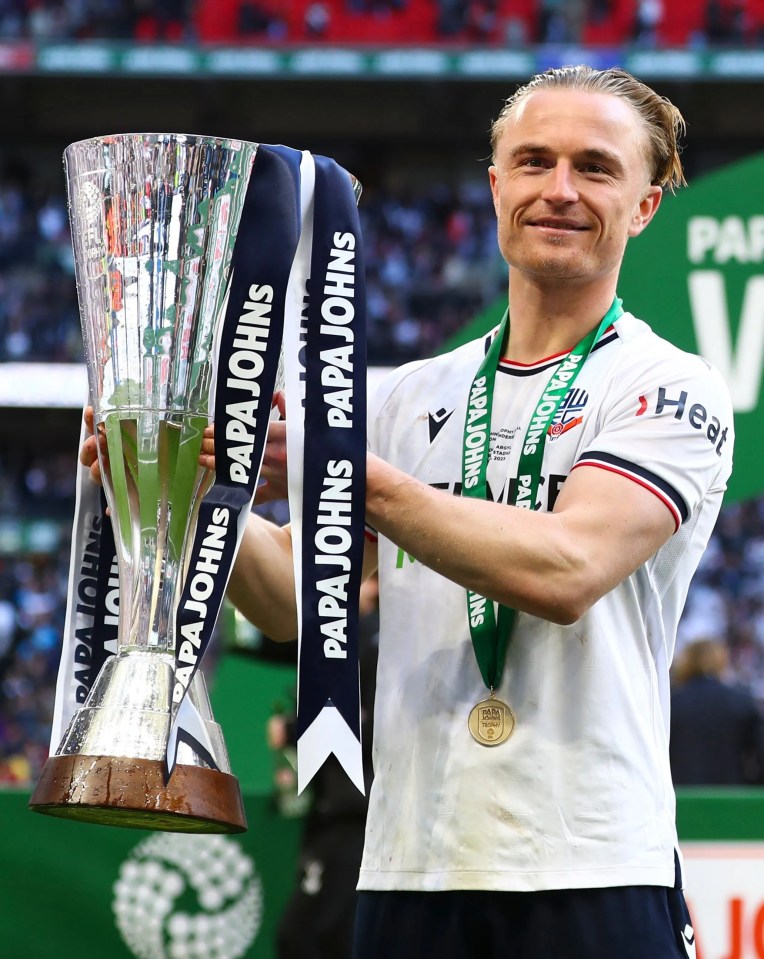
3, 41, 764, 80
1, 788, 762, 957
0, 789, 301, 959
442, 152, 764, 504
619, 152, 764, 503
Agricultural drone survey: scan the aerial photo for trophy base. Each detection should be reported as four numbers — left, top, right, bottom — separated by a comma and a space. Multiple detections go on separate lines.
29, 754, 247, 833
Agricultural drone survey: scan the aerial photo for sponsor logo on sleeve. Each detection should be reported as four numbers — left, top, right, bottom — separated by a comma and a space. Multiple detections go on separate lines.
636, 387, 730, 456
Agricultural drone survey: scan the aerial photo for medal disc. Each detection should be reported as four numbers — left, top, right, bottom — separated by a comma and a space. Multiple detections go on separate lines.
468, 697, 515, 746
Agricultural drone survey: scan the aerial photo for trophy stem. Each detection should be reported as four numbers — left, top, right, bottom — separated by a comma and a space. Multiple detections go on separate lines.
101, 410, 208, 654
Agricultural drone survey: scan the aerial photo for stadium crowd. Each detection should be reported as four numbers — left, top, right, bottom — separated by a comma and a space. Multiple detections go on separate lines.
2, 435, 763, 786
0, 438, 764, 785
1, 122, 764, 788
0, 0, 761, 47
0, 167, 506, 366
0, 160, 540, 784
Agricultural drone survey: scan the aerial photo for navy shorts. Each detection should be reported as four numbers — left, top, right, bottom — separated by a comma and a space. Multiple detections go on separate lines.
352, 882, 696, 959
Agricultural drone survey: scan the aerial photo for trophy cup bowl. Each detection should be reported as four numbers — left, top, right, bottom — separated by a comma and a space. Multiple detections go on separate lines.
29, 133, 260, 832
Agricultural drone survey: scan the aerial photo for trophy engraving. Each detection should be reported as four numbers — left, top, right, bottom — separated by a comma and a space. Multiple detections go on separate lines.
30, 133, 261, 832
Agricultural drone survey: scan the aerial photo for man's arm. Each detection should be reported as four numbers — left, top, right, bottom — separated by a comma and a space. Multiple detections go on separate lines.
196, 412, 297, 641
365, 454, 675, 625
226, 515, 299, 642
227, 515, 379, 641
202, 413, 378, 641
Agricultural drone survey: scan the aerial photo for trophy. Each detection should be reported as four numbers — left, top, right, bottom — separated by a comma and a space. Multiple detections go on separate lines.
29, 133, 262, 833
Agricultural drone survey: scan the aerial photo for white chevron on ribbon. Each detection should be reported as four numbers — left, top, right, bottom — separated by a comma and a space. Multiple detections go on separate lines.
297, 703, 366, 795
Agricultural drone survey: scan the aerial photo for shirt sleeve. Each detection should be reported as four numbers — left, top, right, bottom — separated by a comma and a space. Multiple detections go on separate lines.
573, 351, 734, 530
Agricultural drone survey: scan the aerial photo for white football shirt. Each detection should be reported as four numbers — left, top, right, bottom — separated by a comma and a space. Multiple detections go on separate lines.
359, 312, 733, 892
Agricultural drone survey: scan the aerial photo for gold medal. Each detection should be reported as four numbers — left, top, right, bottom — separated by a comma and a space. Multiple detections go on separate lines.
468, 695, 515, 746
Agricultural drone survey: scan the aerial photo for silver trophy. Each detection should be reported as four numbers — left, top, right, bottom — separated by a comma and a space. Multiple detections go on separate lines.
30, 133, 260, 832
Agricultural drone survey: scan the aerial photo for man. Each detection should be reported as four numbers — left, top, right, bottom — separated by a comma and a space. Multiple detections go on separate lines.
83, 66, 733, 958
670, 638, 764, 785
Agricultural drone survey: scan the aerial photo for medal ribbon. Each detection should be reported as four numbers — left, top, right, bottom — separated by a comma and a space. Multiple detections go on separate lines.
461, 297, 623, 690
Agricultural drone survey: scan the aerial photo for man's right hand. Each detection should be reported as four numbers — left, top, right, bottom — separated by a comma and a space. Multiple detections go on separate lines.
82, 389, 289, 500
199, 390, 289, 503
79, 406, 107, 486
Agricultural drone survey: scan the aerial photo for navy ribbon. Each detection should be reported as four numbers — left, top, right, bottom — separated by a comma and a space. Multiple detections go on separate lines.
168, 145, 303, 777
298, 156, 367, 747
75, 490, 118, 703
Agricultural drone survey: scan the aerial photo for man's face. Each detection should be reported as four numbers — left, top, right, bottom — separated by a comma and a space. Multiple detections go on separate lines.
489, 89, 663, 286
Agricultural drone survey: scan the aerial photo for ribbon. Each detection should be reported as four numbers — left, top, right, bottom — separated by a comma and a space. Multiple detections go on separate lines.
293, 156, 367, 794
165, 144, 302, 777
51, 144, 367, 795
50, 418, 118, 748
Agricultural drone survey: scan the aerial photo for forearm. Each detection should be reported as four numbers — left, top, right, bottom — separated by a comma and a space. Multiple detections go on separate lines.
365, 454, 588, 623
227, 513, 298, 642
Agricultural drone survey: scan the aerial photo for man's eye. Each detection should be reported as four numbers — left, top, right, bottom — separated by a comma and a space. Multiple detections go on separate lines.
583, 164, 606, 174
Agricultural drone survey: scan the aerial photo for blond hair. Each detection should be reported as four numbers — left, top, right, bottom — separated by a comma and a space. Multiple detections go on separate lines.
672, 639, 729, 686
490, 65, 687, 193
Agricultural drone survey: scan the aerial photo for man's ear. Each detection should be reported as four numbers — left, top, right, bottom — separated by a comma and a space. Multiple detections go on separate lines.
488, 165, 500, 215
628, 185, 663, 238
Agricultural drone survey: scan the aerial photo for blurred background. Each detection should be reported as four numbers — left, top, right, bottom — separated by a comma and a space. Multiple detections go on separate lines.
1, 3, 764, 958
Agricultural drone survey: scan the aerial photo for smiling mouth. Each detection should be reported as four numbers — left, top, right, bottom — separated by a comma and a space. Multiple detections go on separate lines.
528, 220, 588, 231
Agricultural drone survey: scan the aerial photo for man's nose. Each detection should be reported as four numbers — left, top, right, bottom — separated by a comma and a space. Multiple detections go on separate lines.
541, 162, 578, 204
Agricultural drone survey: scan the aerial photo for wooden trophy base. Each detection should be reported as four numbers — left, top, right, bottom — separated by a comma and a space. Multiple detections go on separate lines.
29, 754, 247, 833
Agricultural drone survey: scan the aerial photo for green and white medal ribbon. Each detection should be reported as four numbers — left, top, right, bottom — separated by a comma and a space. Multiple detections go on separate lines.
462, 297, 623, 746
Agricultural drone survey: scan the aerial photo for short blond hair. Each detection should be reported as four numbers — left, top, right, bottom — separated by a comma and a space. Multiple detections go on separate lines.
490, 64, 687, 193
